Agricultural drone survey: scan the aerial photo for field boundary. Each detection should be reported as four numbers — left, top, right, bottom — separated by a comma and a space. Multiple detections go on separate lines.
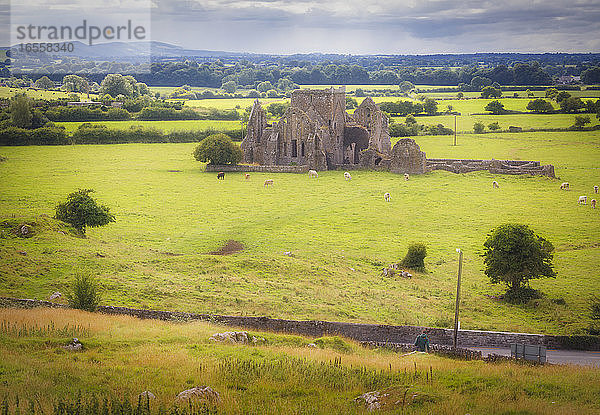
1, 297, 598, 351
205, 164, 309, 173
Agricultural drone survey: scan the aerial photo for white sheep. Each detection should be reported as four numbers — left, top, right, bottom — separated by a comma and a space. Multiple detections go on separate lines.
384, 192, 391, 202
492, 180, 499, 189
594, 185, 598, 194
308, 169, 318, 178
404, 173, 410, 181
592, 199, 597, 209
264, 179, 274, 187
560, 182, 570, 190
344, 172, 352, 181
578, 195, 587, 205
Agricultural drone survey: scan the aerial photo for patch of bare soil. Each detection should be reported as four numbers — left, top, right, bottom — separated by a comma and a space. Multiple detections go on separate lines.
209, 240, 244, 255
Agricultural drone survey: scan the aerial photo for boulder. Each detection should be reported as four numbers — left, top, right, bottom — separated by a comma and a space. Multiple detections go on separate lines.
176, 386, 220, 403
48, 291, 62, 301
63, 337, 83, 351
354, 391, 382, 412
209, 331, 265, 345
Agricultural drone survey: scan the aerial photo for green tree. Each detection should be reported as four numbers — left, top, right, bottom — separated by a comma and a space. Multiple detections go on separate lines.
10, 93, 32, 128
488, 121, 501, 131
400, 243, 427, 270
399, 81, 415, 93
221, 80, 237, 93
482, 223, 555, 295
257, 81, 273, 93
267, 102, 289, 117
484, 100, 506, 115
423, 98, 438, 115
62, 75, 89, 93
55, 189, 115, 234
573, 115, 591, 129
545, 88, 559, 100
473, 122, 485, 133
457, 91, 464, 99
526, 89, 534, 98
99, 74, 133, 98
555, 91, 571, 103
527, 98, 554, 113
193, 133, 242, 165
481, 86, 502, 99
560, 97, 585, 113
34, 76, 54, 89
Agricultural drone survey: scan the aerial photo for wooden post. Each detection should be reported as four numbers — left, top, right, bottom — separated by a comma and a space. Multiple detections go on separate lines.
454, 115, 457, 146
453, 248, 463, 349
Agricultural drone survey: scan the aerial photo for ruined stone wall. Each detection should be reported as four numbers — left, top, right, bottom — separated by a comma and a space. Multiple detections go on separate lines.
352, 97, 392, 154
427, 158, 555, 177
2, 297, 598, 350
389, 138, 427, 174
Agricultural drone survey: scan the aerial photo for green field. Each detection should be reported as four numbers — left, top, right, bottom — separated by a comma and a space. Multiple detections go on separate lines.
1, 308, 598, 415
1, 130, 599, 335
393, 113, 600, 132
0, 86, 94, 100
56, 120, 242, 133
181, 97, 288, 110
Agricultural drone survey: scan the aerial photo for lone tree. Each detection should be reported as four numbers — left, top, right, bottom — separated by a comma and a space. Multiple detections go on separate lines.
527, 98, 554, 113
10, 93, 32, 128
482, 224, 555, 297
484, 100, 506, 115
55, 189, 115, 234
193, 133, 242, 165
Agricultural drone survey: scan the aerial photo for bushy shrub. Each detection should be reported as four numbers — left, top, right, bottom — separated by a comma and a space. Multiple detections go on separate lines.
67, 273, 101, 311
400, 243, 427, 270
0, 126, 69, 145
193, 133, 242, 165
473, 122, 485, 133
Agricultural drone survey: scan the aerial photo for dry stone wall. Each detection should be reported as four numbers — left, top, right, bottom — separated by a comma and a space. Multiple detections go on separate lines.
205, 164, 309, 173
2, 297, 598, 350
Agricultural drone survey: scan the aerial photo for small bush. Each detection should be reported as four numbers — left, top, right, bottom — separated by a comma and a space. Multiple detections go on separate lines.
67, 273, 101, 311
502, 287, 541, 304
473, 122, 485, 134
55, 189, 115, 234
400, 243, 427, 270
193, 133, 242, 165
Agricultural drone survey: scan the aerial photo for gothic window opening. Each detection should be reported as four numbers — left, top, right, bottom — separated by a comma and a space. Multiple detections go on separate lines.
301, 141, 305, 157
291, 140, 298, 157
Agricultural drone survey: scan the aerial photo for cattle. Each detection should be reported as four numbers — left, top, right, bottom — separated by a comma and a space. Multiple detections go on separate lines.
560, 182, 570, 190
344, 172, 352, 181
492, 180, 499, 189
594, 185, 598, 194
578, 195, 587, 205
245, 173, 250, 180
264, 179, 274, 187
384, 192, 391, 202
217, 172, 225, 180
404, 173, 410, 181
592, 199, 597, 209
308, 169, 319, 178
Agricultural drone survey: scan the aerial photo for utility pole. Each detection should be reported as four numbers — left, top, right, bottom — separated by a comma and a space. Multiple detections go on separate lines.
453, 115, 457, 146
453, 248, 463, 349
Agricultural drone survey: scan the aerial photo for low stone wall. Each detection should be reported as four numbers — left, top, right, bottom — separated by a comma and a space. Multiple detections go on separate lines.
205, 164, 309, 173
426, 158, 555, 178
2, 297, 598, 350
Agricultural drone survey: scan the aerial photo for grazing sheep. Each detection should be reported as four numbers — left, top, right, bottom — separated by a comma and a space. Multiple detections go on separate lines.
217, 172, 225, 180
404, 173, 410, 181
308, 169, 319, 178
264, 179, 274, 187
344, 172, 352, 181
591, 199, 597, 208
578, 195, 587, 205
594, 186, 598, 194
384, 192, 391, 202
245, 173, 250, 180
492, 180, 499, 189
560, 182, 570, 190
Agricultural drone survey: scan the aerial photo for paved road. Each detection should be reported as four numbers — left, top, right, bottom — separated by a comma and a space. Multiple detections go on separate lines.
470, 346, 600, 367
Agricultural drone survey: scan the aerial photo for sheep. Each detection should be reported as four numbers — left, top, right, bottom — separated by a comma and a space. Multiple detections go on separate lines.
560, 182, 570, 190
264, 179, 274, 187
308, 169, 319, 178
594, 185, 598, 194
492, 180, 499, 189
344, 172, 352, 181
245, 173, 250, 180
592, 199, 597, 209
384, 192, 391, 202
404, 173, 410, 181
578, 195, 587, 205
217, 172, 225, 180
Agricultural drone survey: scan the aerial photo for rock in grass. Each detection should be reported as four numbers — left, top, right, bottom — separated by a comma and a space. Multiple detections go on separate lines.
63, 337, 83, 351
354, 391, 382, 411
176, 386, 220, 403
210, 331, 249, 344
48, 291, 62, 301
138, 391, 156, 400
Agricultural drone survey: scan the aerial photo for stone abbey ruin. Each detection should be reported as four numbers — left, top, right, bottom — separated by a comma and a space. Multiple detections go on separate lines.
238, 87, 554, 177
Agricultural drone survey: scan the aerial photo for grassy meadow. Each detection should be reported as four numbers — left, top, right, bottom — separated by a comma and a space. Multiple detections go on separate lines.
56, 120, 242, 134
1, 129, 599, 335
0, 307, 598, 415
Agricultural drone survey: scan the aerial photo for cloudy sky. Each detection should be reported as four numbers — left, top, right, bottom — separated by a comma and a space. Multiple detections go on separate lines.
4, 0, 600, 54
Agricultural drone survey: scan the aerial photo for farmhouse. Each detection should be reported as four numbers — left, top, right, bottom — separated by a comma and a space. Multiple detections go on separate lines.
242, 87, 395, 171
